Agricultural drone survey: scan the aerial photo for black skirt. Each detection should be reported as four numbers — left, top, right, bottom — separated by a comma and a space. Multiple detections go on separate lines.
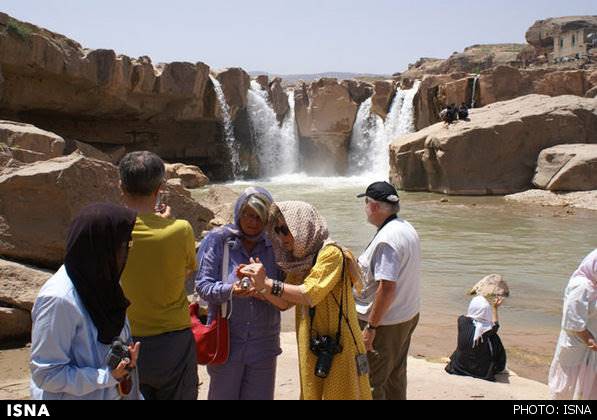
445, 316, 506, 382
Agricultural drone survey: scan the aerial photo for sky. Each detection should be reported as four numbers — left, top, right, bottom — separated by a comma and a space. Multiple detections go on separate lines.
2, 0, 596, 75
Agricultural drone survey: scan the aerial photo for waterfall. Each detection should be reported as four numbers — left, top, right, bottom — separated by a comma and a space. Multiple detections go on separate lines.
247, 81, 299, 178
210, 75, 240, 179
348, 98, 384, 174
471, 75, 479, 108
349, 80, 420, 179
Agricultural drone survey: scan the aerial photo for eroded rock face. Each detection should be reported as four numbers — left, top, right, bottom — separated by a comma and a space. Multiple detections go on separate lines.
370, 81, 395, 119
0, 154, 214, 268
294, 78, 358, 174
0, 120, 65, 163
214, 68, 250, 122
269, 78, 289, 124
533, 144, 597, 191
0, 13, 247, 180
341, 79, 373, 105
390, 95, 597, 195
413, 73, 467, 130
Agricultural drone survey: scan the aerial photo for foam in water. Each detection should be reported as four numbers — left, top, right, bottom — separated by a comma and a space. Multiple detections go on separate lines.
210, 75, 241, 178
247, 81, 299, 178
349, 81, 421, 179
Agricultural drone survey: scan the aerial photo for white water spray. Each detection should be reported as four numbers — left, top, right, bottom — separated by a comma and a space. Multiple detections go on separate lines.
210, 75, 240, 179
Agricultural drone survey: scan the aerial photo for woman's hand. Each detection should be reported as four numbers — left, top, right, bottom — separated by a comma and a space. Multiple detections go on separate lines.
240, 259, 266, 290
111, 342, 140, 381
588, 338, 597, 351
493, 296, 504, 308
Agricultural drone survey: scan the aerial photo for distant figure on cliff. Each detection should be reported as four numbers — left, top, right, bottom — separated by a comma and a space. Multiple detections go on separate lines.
119, 151, 199, 400
548, 249, 597, 400
440, 104, 457, 126
457, 103, 469, 120
445, 293, 507, 382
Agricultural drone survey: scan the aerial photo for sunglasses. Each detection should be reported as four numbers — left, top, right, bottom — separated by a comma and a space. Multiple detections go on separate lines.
274, 225, 291, 237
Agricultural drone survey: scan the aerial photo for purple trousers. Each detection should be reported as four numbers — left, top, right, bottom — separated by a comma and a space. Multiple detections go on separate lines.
206, 357, 277, 400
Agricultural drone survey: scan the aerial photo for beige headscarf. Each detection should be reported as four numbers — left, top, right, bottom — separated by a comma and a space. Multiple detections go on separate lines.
269, 201, 329, 277
269, 201, 364, 293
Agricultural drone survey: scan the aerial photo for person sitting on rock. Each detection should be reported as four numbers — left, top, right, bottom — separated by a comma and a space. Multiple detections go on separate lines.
458, 103, 469, 120
440, 104, 458, 126
445, 294, 507, 382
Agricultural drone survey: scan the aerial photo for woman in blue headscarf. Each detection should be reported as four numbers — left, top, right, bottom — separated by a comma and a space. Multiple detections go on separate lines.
195, 187, 285, 400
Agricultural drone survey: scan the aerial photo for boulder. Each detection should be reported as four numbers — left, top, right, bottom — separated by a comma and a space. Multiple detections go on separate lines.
269, 78, 289, 124
176, 165, 209, 189
0, 155, 122, 267
341, 79, 373, 105
0, 259, 52, 311
370, 81, 395, 119
294, 78, 358, 174
532, 144, 597, 191
0, 120, 65, 163
0, 154, 214, 267
389, 95, 597, 195
0, 307, 31, 341
165, 163, 209, 189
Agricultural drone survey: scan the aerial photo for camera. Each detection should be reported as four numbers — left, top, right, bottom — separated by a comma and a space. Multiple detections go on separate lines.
309, 335, 343, 378
106, 338, 131, 371
240, 277, 251, 290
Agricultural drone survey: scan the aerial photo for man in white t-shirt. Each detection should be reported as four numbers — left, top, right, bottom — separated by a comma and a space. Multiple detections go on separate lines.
354, 181, 421, 400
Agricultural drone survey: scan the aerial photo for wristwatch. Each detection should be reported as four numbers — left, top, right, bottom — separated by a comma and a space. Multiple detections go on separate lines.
365, 323, 377, 331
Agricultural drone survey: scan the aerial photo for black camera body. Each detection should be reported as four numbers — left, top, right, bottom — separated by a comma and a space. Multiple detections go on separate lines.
106, 338, 131, 371
309, 335, 343, 378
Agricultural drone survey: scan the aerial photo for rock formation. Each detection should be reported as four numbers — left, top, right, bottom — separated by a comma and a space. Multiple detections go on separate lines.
532, 144, 597, 191
389, 95, 597, 195
0, 154, 215, 268
294, 78, 358, 174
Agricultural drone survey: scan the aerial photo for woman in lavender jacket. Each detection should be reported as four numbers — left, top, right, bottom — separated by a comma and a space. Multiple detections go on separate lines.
195, 187, 285, 400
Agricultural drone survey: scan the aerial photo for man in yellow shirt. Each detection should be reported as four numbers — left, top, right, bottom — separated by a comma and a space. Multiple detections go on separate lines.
119, 151, 198, 400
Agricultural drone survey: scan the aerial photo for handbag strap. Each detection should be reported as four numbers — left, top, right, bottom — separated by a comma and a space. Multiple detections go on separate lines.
221, 239, 232, 319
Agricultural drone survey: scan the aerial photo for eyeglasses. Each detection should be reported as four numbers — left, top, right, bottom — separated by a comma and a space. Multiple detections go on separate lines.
274, 225, 291, 237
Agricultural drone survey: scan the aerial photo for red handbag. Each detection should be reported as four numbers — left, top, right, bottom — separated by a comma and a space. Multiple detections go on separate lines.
191, 238, 232, 365
189, 302, 230, 365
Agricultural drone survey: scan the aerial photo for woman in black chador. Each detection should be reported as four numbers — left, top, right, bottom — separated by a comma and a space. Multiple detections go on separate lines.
445, 295, 506, 382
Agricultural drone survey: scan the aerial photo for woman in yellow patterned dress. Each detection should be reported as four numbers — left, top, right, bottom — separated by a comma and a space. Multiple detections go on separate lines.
240, 201, 372, 400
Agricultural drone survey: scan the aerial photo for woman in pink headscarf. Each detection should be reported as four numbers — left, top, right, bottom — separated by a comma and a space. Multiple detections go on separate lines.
548, 249, 597, 400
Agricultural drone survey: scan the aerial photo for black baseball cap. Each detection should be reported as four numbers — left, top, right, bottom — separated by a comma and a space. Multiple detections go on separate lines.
357, 181, 400, 204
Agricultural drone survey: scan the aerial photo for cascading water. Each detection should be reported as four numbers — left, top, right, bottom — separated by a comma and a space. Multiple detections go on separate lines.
348, 80, 421, 179
348, 98, 384, 174
471, 75, 479, 108
210, 75, 241, 179
247, 81, 299, 178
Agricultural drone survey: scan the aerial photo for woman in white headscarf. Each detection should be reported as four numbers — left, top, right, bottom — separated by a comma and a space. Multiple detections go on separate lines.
549, 249, 597, 400
445, 295, 506, 381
